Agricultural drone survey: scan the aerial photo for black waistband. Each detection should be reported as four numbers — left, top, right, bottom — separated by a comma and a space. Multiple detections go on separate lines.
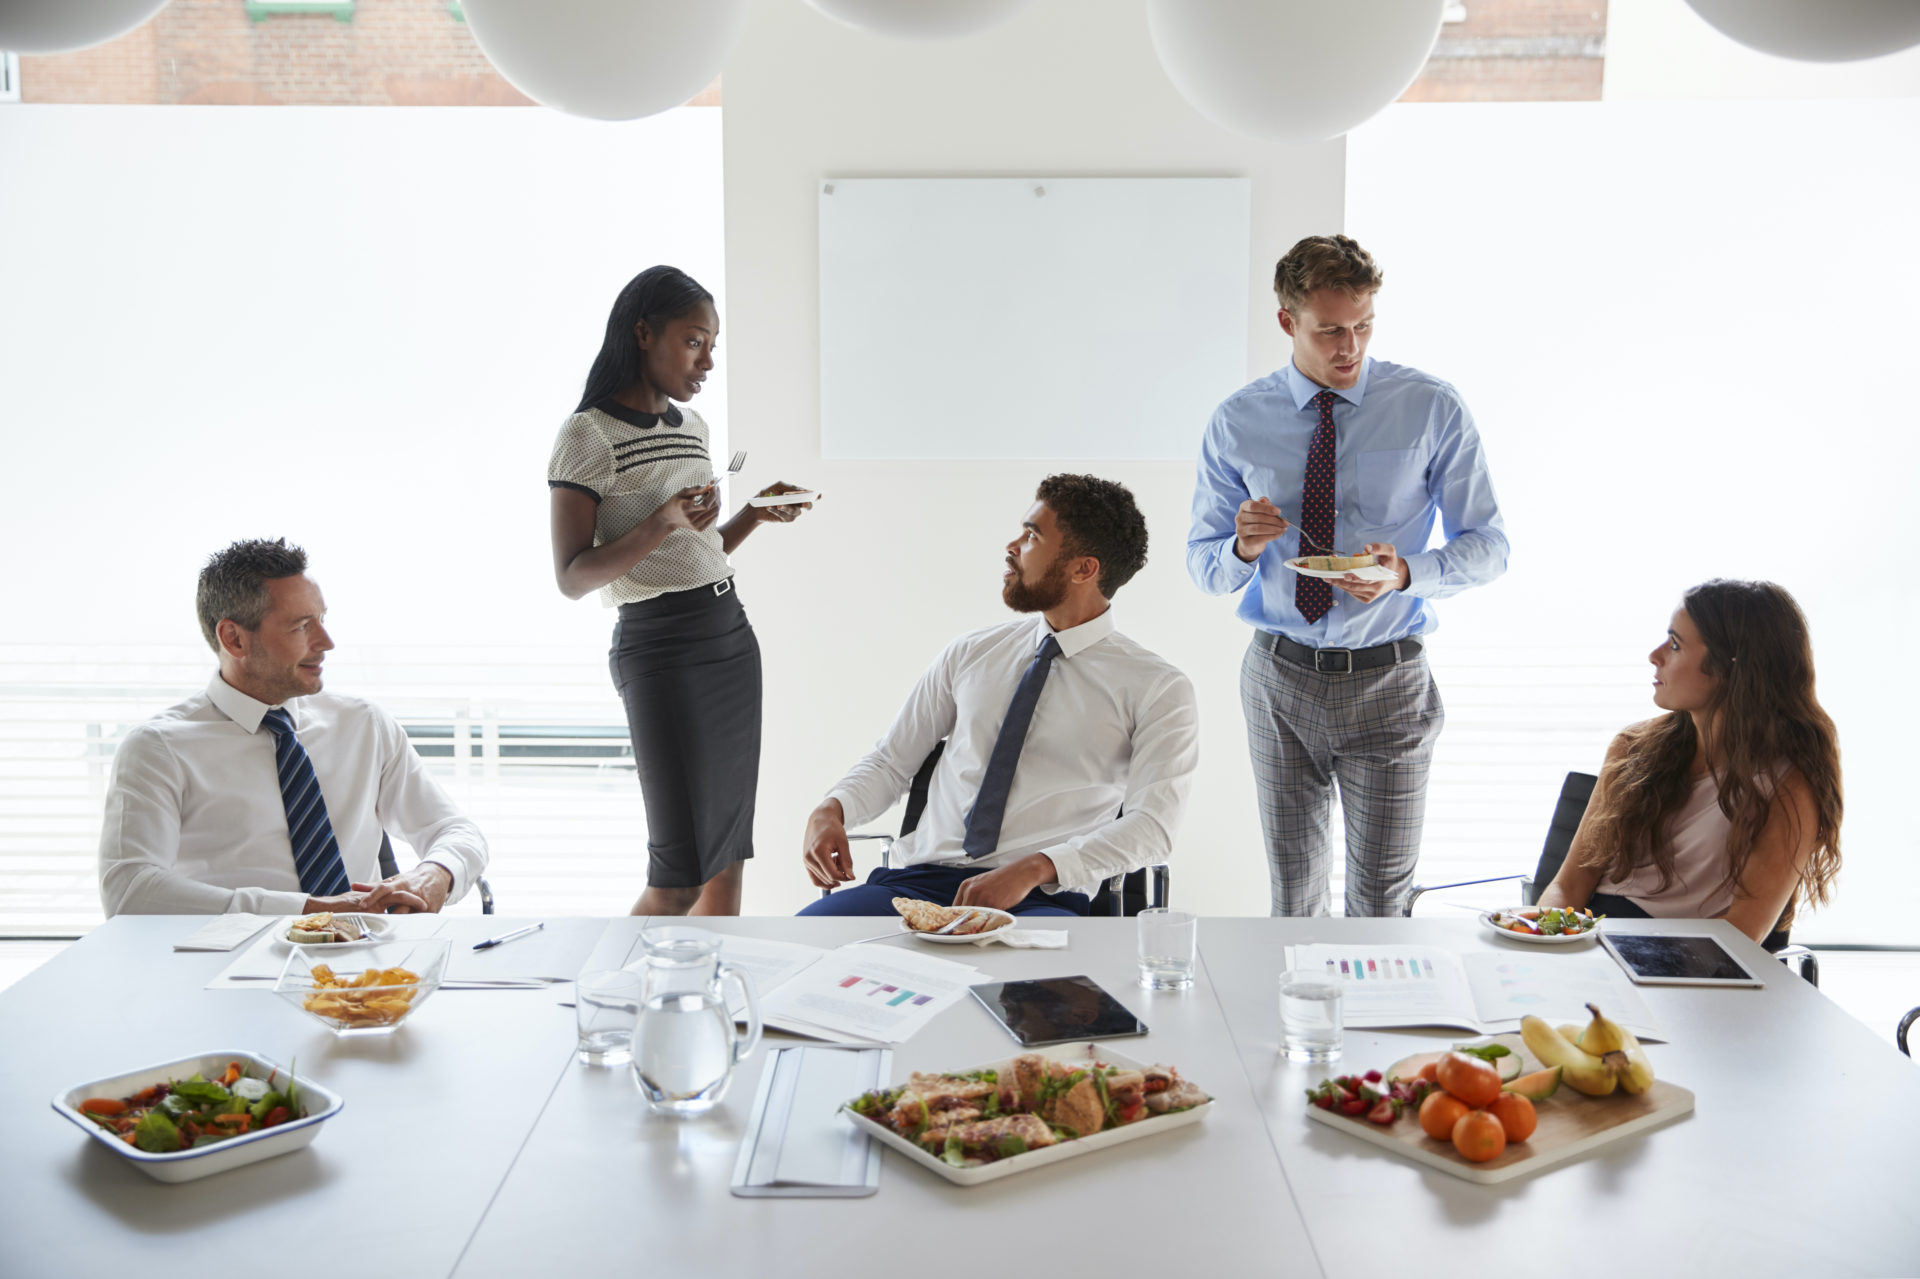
617, 578, 735, 618
1258, 631, 1421, 674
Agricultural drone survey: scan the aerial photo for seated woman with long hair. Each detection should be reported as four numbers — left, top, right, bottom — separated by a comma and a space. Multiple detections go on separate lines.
1537, 579, 1842, 947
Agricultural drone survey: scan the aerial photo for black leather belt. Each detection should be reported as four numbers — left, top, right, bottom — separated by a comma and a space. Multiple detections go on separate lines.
1263, 632, 1421, 674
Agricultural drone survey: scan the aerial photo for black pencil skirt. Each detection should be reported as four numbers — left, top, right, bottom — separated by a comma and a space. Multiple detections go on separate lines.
609, 580, 761, 889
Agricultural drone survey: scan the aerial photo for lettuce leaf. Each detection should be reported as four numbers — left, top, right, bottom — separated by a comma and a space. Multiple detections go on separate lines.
132, 1109, 183, 1153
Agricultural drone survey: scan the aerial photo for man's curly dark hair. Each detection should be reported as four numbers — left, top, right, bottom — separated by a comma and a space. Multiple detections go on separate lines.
1035, 474, 1149, 599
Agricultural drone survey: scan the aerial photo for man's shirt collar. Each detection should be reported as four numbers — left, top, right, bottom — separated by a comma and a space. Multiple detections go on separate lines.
1283, 356, 1371, 411
206, 673, 278, 734
1042, 606, 1116, 660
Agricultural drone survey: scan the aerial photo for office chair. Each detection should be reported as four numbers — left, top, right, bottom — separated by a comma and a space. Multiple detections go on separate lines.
1899, 1007, 1918, 1058
825, 740, 1169, 916
378, 832, 494, 914
1406, 770, 1818, 987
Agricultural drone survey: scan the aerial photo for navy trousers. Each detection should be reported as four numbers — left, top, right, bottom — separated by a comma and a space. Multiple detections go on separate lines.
797, 864, 1091, 918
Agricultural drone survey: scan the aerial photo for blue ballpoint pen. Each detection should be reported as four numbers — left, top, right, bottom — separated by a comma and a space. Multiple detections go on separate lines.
473, 921, 544, 951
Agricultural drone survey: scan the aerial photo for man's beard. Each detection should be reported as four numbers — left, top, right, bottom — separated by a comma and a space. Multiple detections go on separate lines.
1002, 555, 1071, 614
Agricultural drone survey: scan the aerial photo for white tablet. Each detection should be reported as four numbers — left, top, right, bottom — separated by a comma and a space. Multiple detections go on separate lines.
1600, 931, 1763, 987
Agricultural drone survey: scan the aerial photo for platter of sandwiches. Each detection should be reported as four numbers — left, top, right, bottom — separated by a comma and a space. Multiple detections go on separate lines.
1284, 554, 1398, 583
270, 912, 396, 953
841, 1042, 1211, 1185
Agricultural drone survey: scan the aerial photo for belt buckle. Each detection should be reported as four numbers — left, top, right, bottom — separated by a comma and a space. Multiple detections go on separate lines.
713, 579, 733, 597
1314, 647, 1353, 674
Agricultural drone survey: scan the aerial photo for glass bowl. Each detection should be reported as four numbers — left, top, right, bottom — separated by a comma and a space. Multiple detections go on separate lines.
273, 938, 450, 1036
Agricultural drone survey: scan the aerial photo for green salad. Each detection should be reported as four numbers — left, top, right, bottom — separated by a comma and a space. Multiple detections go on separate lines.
78, 1060, 304, 1153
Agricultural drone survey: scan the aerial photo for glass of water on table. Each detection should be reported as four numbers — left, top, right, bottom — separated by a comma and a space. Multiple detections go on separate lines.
1278, 969, 1342, 1062
1137, 907, 1197, 990
576, 969, 643, 1066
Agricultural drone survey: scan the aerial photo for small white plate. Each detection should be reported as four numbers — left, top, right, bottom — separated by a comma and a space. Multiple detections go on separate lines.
900, 906, 1016, 944
268, 914, 398, 955
1480, 909, 1602, 946
1284, 556, 1398, 582
748, 490, 819, 507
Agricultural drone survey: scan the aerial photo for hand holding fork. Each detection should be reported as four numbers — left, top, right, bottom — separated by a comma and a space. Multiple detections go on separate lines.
1234, 496, 1336, 562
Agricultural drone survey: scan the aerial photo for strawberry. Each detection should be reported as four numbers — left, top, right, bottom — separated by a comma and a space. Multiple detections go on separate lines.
1363, 1069, 1383, 1083
1366, 1098, 1397, 1125
1338, 1094, 1369, 1117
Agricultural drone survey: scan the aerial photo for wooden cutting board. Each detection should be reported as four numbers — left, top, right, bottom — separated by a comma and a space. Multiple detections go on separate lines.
1302, 1032, 1694, 1185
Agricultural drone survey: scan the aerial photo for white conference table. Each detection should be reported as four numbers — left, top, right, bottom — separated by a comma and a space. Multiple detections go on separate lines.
3, 915, 1916, 1279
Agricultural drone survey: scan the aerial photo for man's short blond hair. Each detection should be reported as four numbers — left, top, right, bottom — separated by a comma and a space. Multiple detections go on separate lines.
1273, 235, 1384, 311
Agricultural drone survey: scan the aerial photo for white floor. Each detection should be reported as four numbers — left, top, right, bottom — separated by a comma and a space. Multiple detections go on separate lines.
2, 936, 1915, 1057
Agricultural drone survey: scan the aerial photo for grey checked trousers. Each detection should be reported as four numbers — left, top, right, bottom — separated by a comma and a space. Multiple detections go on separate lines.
1240, 633, 1445, 917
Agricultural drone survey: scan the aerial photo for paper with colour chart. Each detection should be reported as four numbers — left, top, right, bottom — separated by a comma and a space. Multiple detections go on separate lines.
1285, 944, 1663, 1041
753, 943, 986, 1045
174, 914, 277, 952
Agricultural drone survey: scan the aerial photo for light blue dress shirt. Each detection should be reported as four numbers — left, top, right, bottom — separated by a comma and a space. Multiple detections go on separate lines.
1187, 357, 1509, 649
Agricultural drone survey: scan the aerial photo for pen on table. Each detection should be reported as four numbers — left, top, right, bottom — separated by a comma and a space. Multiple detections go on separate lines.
473, 922, 545, 951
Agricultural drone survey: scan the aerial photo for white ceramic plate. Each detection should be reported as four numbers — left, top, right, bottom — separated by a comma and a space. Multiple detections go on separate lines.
1284, 556, 1397, 582
748, 490, 819, 507
1480, 909, 1602, 946
268, 913, 399, 955
841, 1043, 1211, 1186
899, 906, 1016, 944
52, 1050, 343, 1184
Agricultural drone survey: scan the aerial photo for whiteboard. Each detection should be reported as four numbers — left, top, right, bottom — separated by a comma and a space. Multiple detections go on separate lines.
818, 177, 1251, 460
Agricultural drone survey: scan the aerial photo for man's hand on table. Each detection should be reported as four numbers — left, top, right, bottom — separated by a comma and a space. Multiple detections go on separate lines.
1333, 541, 1411, 604
952, 854, 1058, 912
380, 862, 453, 914
802, 799, 854, 888
304, 879, 429, 916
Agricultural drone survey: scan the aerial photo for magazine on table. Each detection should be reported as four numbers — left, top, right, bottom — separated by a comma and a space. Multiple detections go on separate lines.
1284, 943, 1663, 1041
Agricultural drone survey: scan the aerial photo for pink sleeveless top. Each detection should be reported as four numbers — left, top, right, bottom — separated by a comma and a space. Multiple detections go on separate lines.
1601, 767, 1779, 918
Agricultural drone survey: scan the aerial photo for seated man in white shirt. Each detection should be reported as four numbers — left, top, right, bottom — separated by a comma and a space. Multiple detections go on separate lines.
99, 538, 489, 917
799, 475, 1199, 917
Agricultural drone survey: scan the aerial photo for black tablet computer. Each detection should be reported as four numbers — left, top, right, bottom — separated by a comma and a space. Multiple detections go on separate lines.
968, 975, 1149, 1047
1601, 931, 1763, 987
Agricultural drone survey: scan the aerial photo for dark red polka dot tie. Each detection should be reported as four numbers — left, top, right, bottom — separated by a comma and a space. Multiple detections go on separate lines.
1295, 390, 1338, 623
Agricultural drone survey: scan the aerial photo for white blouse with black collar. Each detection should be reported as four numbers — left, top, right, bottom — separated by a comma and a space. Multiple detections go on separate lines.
547, 400, 730, 605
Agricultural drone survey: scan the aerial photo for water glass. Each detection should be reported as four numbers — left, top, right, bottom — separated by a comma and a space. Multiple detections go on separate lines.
575, 969, 643, 1066
1136, 907, 1197, 990
1278, 971, 1343, 1063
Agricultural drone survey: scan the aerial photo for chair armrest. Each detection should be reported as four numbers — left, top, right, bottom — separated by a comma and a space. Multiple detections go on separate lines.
1771, 943, 1819, 988
820, 832, 896, 897
477, 876, 494, 916
1403, 873, 1526, 917
1898, 1006, 1919, 1058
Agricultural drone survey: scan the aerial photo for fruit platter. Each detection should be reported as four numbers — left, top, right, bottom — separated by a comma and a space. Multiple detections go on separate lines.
1302, 1005, 1694, 1185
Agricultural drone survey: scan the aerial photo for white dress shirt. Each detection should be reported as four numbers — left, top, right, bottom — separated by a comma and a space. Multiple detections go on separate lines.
99, 675, 489, 916
825, 609, 1199, 899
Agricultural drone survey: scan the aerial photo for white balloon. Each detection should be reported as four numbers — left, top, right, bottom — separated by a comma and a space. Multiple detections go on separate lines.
1148, 0, 1445, 143
1685, 0, 1920, 63
461, 0, 750, 122
0, 0, 170, 55
806, 0, 1035, 40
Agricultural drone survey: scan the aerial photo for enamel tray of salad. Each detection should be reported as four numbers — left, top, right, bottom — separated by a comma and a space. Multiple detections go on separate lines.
840, 1042, 1211, 1186
1481, 906, 1603, 946
52, 1050, 342, 1183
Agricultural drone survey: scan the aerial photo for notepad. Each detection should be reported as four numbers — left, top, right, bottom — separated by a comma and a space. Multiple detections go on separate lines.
730, 1046, 888, 1198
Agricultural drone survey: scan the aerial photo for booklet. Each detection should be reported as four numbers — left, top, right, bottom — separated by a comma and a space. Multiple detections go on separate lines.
1284, 943, 1663, 1041
709, 936, 985, 1046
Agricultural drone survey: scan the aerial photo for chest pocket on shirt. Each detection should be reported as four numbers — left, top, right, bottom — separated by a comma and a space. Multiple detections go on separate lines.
1351, 448, 1430, 527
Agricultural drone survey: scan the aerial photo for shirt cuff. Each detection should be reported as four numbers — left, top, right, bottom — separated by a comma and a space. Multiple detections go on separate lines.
1400, 550, 1439, 598
424, 856, 467, 903
1218, 541, 1259, 591
1038, 845, 1091, 896
824, 788, 873, 832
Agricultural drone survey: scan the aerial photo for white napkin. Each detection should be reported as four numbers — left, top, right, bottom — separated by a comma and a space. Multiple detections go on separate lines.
174, 914, 276, 952
970, 928, 1068, 949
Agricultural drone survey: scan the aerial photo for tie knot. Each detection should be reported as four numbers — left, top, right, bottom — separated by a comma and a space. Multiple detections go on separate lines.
1037, 634, 1062, 661
261, 708, 295, 737
1311, 390, 1337, 414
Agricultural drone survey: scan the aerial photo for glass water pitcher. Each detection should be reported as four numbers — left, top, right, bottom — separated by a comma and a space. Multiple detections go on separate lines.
629, 926, 762, 1117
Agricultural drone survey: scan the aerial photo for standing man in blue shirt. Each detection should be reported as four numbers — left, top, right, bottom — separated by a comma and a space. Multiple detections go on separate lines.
1188, 235, 1508, 916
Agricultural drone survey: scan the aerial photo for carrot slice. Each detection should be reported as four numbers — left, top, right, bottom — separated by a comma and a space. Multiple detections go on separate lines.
79, 1098, 128, 1117
219, 1062, 242, 1087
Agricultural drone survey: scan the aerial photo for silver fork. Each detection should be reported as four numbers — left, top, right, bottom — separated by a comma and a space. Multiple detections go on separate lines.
1286, 511, 1337, 555
933, 909, 980, 936
712, 450, 746, 487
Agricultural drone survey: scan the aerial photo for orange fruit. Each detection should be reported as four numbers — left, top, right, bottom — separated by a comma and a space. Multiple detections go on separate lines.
1451, 1109, 1508, 1163
1416, 1062, 1440, 1084
1436, 1052, 1503, 1109
1418, 1089, 1471, 1141
1487, 1092, 1537, 1142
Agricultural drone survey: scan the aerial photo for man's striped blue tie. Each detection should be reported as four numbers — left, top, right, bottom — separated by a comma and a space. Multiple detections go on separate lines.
261, 708, 352, 898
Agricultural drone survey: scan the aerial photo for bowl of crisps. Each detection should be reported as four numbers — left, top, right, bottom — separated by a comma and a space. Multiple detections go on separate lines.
274, 939, 449, 1037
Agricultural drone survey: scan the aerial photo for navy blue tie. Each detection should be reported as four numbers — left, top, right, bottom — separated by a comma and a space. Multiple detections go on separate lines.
261, 708, 353, 898
962, 634, 1063, 859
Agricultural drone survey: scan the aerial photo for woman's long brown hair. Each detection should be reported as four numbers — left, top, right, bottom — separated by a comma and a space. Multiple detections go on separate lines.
1579, 580, 1842, 929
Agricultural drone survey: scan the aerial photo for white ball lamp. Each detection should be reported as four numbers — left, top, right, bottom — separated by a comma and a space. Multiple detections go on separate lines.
460, 0, 750, 122
1147, 0, 1446, 143
0, 0, 171, 55
1684, 0, 1920, 62
805, 0, 1036, 40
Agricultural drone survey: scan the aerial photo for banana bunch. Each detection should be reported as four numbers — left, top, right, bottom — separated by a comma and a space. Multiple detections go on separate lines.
1518, 1004, 1656, 1097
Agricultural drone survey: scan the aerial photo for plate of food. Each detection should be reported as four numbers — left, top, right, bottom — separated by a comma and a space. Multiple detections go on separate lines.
268, 911, 397, 954
51, 1050, 342, 1183
1481, 906, 1603, 945
891, 898, 1015, 944
747, 489, 819, 507
841, 1042, 1211, 1186
274, 939, 449, 1036
1284, 554, 1397, 582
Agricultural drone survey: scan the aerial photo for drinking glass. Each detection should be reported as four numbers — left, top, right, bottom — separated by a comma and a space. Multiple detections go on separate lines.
1136, 907, 1197, 990
1278, 971, 1343, 1062
575, 969, 643, 1066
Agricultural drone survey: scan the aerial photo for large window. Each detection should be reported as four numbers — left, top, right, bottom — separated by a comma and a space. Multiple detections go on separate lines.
1347, 99, 1920, 943
0, 104, 725, 934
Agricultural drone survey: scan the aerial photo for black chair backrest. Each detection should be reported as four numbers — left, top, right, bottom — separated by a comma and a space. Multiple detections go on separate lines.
898, 740, 948, 838
1527, 771, 1599, 901
378, 832, 399, 879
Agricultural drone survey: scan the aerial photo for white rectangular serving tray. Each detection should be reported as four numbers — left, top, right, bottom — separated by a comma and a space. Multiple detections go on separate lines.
52, 1049, 344, 1184
840, 1041, 1211, 1187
